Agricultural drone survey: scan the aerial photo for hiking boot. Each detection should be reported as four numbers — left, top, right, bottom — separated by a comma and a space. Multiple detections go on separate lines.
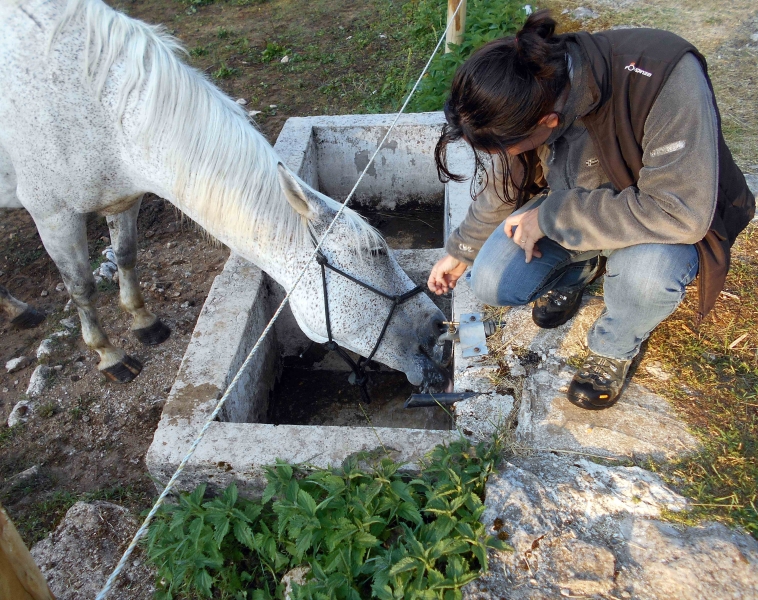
567, 352, 632, 410
532, 287, 584, 329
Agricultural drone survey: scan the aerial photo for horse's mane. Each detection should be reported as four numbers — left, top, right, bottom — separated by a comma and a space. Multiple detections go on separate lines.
51, 0, 381, 255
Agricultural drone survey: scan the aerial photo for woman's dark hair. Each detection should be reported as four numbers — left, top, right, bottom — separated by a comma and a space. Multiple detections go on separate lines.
435, 10, 569, 207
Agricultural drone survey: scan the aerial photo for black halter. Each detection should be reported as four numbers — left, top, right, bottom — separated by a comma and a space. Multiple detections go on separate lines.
310, 232, 424, 404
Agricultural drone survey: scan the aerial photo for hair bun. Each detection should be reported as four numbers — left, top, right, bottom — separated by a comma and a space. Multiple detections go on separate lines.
514, 9, 560, 76
517, 9, 557, 41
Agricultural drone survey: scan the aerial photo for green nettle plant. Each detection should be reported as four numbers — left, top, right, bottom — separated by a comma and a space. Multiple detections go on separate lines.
145, 439, 511, 599
407, 0, 529, 112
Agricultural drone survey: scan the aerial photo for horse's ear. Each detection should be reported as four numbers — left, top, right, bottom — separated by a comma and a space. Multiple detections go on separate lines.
277, 163, 317, 220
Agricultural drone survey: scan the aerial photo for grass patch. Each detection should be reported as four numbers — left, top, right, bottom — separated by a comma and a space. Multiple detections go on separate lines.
627, 225, 758, 535
2, 477, 153, 546
146, 438, 510, 599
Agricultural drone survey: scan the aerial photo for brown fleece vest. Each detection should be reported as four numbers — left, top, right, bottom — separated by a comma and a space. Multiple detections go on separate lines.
569, 28, 755, 321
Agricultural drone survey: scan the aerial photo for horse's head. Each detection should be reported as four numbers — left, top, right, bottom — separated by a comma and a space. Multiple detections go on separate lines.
274, 165, 451, 393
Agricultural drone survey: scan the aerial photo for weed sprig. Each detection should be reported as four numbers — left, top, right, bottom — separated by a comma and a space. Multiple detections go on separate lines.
146, 438, 509, 599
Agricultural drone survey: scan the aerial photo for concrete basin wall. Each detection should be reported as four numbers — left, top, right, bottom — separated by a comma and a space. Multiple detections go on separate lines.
147, 113, 477, 497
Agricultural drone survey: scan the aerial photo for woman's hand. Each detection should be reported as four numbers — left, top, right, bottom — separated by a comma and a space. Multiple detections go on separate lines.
428, 254, 467, 295
504, 207, 545, 263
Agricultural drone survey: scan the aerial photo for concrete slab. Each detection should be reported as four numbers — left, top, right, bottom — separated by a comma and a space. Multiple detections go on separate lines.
147, 113, 459, 497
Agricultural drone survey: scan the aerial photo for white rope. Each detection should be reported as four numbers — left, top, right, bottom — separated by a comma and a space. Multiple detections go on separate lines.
96, 3, 464, 597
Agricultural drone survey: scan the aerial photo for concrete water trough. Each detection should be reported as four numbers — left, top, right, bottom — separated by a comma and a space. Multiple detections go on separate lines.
147, 113, 481, 496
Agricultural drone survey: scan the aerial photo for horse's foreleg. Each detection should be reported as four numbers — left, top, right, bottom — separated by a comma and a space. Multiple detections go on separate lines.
0, 284, 45, 328
33, 212, 142, 382
106, 198, 171, 345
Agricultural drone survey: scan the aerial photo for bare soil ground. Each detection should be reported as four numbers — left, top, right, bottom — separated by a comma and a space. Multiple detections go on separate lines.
0, 196, 229, 544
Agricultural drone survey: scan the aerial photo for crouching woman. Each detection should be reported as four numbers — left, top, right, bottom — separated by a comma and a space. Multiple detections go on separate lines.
428, 11, 754, 409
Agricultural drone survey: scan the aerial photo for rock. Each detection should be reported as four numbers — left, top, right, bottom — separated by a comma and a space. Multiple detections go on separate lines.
26, 364, 52, 397
644, 361, 671, 381
280, 55, 290, 63
236, 97, 247, 105
745, 174, 758, 201
40, 290, 48, 297
55, 282, 66, 292
498, 300, 700, 460
283, 565, 310, 600
36, 338, 55, 359
60, 316, 78, 329
30, 501, 155, 600
463, 454, 758, 599
7, 400, 31, 427
248, 110, 262, 117
269, 104, 277, 109
751, 33, 758, 43
455, 393, 515, 441
64, 299, 73, 312
101, 247, 117, 264
4, 465, 39, 487
95, 260, 118, 280
5, 356, 30, 373
166, 241, 177, 249
571, 6, 598, 19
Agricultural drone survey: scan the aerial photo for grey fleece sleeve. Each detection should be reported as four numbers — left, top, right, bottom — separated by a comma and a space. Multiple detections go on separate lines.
537, 53, 718, 250
445, 156, 515, 265
446, 153, 546, 264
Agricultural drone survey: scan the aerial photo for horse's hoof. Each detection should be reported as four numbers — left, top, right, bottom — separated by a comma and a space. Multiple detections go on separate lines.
133, 319, 171, 345
102, 355, 143, 383
11, 306, 46, 329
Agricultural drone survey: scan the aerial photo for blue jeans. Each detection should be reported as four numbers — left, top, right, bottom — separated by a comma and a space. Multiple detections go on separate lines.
469, 224, 699, 360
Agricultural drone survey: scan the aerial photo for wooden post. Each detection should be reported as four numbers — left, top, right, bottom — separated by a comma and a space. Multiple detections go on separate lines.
0, 504, 55, 600
446, 0, 467, 53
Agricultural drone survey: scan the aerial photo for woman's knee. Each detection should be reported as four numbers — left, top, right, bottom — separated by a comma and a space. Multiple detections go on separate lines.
605, 244, 698, 304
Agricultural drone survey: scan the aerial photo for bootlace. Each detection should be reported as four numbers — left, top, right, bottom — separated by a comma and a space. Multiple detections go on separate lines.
546, 289, 572, 307
580, 353, 626, 384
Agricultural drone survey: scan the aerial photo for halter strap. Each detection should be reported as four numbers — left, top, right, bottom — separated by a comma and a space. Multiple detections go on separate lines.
311, 240, 424, 404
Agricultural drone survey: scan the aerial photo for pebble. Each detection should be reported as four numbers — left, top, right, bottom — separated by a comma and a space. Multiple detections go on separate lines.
55, 282, 66, 292
8, 400, 31, 427
269, 104, 277, 109
64, 299, 73, 312
6, 356, 30, 373
166, 241, 177, 249
26, 365, 52, 397
645, 361, 671, 381
752, 33, 758, 42
2, 388, 7, 393
53, 365, 63, 371
236, 98, 247, 105
280, 55, 289, 63
571, 6, 598, 19
248, 110, 262, 117
40, 290, 49, 297
101, 247, 117, 263
60, 316, 78, 329
180, 301, 190, 309
37, 339, 55, 359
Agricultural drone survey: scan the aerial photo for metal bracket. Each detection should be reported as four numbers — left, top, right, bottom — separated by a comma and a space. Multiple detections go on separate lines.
458, 312, 489, 358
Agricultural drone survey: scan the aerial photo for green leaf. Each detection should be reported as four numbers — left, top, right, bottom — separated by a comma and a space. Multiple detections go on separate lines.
194, 568, 213, 597
233, 520, 255, 549
389, 556, 419, 576
297, 489, 318, 517
397, 502, 423, 526
212, 516, 230, 547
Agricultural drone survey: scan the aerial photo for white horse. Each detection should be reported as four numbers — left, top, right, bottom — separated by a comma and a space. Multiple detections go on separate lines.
0, 0, 450, 390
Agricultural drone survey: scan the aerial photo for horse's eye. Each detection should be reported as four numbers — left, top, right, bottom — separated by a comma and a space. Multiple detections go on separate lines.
370, 247, 387, 257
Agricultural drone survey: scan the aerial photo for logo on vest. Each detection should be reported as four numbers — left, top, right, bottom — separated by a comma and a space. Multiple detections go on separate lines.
625, 62, 652, 77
